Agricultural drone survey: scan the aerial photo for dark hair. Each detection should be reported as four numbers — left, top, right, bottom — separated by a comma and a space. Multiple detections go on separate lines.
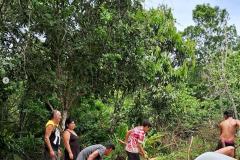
224, 110, 233, 118
65, 117, 74, 130
142, 119, 152, 127
105, 143, 115, 150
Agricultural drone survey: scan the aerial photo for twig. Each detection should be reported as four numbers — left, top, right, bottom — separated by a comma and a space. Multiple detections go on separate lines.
188, 136, 194, 160
118, 139, 126, 145
46, 100, 54, 111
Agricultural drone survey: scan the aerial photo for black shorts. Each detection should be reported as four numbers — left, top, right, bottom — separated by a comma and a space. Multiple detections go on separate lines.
126, 151, 140, 160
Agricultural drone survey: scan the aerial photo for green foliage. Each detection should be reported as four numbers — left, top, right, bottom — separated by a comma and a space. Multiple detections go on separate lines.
183, 3, 239, 64
106, 123, 129, 160
115, 123, 129, 140
0, 130, 20, 159
145, 132, 164, 156
69, 98, 112, 146
1, 1, 240, 159
16, 134, 43, 160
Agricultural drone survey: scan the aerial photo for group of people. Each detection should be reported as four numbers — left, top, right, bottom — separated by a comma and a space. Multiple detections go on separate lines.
44, 110, 152, 160
195, 110, 240, 160
44, 109, 240, 160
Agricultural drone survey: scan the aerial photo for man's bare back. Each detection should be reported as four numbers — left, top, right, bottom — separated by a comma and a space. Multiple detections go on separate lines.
216, 110, 240, 157
220, 117, 239, 142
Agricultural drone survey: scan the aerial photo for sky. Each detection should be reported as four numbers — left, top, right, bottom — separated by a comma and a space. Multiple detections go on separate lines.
144, 0, 240, 34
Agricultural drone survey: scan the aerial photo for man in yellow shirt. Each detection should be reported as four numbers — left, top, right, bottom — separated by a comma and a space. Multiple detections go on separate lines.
44, 110, 62, 160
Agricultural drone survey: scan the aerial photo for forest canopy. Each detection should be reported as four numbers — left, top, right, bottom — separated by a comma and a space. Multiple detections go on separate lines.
0, 0, 240, 159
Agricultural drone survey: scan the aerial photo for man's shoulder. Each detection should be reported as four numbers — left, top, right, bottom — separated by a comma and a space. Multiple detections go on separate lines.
93, 144, 105, 149
45, 120, 54, 127
45, 120, 59, 128
226, 118, 239, 125
220, 119, 239, 128
220, 119, 228, 125
232, 119, 240, 126
85, 144, 105, 151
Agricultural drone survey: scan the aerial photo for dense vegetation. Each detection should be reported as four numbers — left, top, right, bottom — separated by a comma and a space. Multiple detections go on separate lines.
0, 0, 240, 159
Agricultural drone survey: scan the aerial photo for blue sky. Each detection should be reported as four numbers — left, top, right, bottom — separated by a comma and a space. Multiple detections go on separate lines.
144, 0, 240, 34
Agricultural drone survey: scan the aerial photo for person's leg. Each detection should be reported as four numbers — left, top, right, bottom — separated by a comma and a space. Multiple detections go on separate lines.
126, 151, 132, 160
215, 146, 235, 157
126, 151, 140, 160
135, 153, 140, 160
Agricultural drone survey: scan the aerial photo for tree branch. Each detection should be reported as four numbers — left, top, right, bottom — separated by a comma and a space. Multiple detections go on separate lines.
46, 100, 54, 111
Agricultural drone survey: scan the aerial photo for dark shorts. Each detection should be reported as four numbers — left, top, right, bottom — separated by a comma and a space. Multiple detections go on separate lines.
216, 140, 235, 150
126, 151, 140, 160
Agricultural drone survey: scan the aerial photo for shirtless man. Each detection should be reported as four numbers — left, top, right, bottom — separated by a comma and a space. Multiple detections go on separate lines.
217, 110, 240, 156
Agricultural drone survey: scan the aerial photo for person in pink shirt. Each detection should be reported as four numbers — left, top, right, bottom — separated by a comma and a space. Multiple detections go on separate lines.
124, 120, 152, 160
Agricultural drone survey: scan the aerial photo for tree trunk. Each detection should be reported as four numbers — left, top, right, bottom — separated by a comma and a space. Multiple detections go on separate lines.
61, 109, 68, 130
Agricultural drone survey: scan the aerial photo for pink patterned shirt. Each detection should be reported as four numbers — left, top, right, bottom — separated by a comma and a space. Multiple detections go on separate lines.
125, 126, 145, 153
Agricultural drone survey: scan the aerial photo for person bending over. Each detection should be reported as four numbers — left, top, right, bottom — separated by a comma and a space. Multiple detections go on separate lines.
76, 143, 115, 160
125, 120, 152, 160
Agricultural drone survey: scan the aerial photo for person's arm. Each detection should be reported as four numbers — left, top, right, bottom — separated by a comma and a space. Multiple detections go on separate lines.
137, 130, 146, 157
219, 123, 225, 147
125, 130, 132, 144
44, 124, 55, 158
237, 120, 240, 128
58, 148, 62, 158
215, 146, 235, 157
63, 131, 73, 159
236, 120, 240, 136
219, 123, 223, 135
87, 150, 99, 160
137, 143, 145, 157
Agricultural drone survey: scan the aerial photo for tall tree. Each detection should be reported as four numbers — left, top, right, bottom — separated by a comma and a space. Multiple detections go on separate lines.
183, 4, 240, 117
183, 4, 239, 65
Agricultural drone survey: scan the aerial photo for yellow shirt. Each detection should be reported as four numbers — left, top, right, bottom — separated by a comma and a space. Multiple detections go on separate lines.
45, 120, 58, 128
45, 120, 60, 150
